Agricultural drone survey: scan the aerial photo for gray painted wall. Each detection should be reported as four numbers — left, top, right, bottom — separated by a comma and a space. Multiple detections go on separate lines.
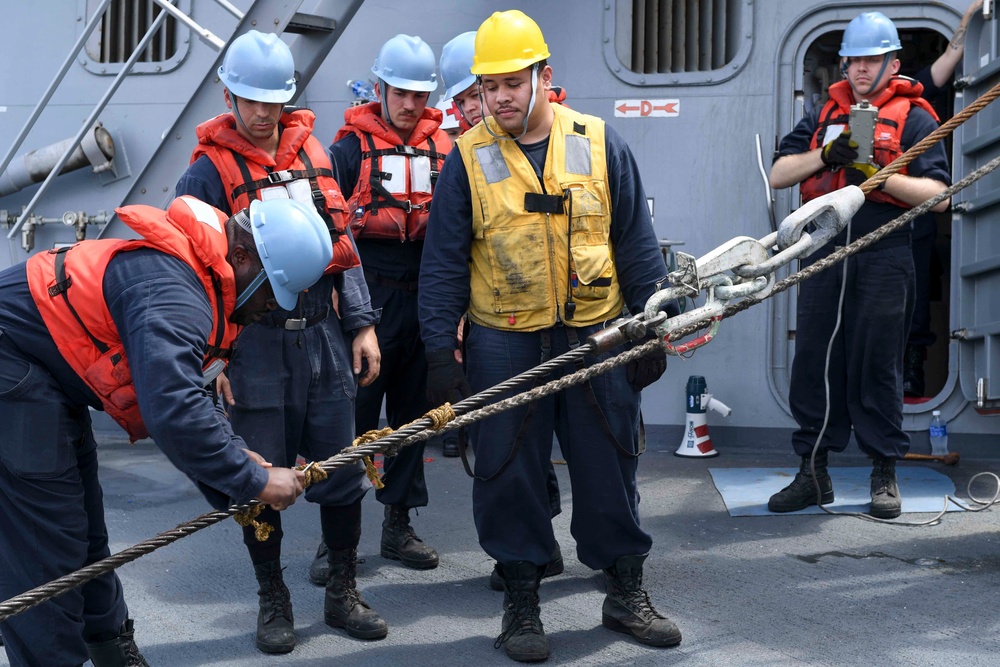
4, 0, 996, 438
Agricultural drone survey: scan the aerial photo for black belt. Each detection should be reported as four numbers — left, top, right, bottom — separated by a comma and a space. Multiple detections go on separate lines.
260, 307, 330, 330
364, 270, 419, 292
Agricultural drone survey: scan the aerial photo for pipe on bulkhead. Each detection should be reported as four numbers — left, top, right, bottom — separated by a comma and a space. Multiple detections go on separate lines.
0, 124, 115, 197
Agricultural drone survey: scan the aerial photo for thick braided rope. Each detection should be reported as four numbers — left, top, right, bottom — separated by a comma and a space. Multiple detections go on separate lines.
0, 343, 624, 624
0, 504, 253, 622
678, 153, 1000, 339
859, 80, 1000, 194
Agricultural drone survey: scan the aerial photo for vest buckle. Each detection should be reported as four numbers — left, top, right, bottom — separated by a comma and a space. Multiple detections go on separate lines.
267, 170, 293, 184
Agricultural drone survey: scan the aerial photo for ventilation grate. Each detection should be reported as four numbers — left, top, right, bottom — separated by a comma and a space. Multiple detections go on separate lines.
95, 0, 179, 64
628, 0, 741, 74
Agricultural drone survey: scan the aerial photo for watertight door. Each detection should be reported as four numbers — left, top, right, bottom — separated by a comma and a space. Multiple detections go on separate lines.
951, 10, 1000, 406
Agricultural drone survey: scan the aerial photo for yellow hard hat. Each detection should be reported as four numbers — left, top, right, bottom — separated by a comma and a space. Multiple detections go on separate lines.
471, 10, 550, 75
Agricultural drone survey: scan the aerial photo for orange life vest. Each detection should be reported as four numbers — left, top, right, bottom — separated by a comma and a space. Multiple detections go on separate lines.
333, 101, 451, 241
25, 196, 240, 442
192, 109, 360, 273
801, 77, 940, 208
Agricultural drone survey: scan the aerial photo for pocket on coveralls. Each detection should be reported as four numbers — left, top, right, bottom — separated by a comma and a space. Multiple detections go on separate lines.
0, 352, 79, 478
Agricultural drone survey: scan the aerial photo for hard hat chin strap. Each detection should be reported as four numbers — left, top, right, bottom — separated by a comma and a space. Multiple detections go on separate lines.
844, 54, 891, 97
232, 209, 268, 311
229, 92, 255, 137
378, 79, 398, 129
234, 268, 268, 311
455, 99, 477, 127
480, 63, 540, 143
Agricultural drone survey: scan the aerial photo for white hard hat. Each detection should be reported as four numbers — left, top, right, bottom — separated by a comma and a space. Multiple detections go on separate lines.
435, 97, 459, 130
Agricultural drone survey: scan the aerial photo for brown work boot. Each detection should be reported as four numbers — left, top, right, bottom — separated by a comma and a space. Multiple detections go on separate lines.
324, 547, 388, 640
602, 554, 682, 647
494, 561, 549, 663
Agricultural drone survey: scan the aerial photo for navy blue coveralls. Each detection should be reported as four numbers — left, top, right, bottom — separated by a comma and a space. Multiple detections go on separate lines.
329, 133, 438, 509
775, 99, 951, 458
0, 250, 269, 666
418, 125, 669, 570
176, 155, 379, 559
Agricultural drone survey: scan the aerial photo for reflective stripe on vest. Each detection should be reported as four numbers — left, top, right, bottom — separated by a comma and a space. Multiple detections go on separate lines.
456, 103, 622, 332
191, 110, 360, 274
334, 102, 451, 242
26, 196, 239, 442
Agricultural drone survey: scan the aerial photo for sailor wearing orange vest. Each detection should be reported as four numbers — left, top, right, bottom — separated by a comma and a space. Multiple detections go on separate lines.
328, 34, 450, 575
0, 195, 331, 667
767, 12, 951, 520
174, 31, 385, 652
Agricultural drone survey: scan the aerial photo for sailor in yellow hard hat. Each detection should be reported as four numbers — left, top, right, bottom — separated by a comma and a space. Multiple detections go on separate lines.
418, 9, 682, 663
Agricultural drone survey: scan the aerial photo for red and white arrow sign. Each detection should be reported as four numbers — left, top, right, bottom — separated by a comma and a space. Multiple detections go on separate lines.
614, 99, 680, 118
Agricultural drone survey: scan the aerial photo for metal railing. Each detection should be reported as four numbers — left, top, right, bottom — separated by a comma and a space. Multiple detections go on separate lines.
1, 0, 232, 243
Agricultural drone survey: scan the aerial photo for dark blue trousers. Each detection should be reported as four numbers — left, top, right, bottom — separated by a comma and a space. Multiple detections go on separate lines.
356, 282, 430, 508
226, 291, 370, 560
466, 322, 651, 571
0, 335, 127, 667
907, 214, 937, 348
790, 242, 914, 458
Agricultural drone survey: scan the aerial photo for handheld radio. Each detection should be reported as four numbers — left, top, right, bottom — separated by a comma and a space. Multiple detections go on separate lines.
848, 101, 878, 166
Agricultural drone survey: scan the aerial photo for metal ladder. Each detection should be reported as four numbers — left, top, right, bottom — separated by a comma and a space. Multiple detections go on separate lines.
0, 0, 363, 243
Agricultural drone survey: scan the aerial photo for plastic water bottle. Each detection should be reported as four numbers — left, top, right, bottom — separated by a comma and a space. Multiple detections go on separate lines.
347, 79, 378, 102
929, 410, 949, 456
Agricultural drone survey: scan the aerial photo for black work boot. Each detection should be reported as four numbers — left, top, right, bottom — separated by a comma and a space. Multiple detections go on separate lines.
442, 432, 460, 457
493, 561, 549, 663
602, 554, 682, 647
308, 540, 330, 586
324, 547, 388, 640
253, 560, 295, 654
903, 345, 926, 398
767, 451, 834, 512
380, 505, 439, 569
870, 456, 902, 519
490, 543, 564, 591
86, 619, 150, 667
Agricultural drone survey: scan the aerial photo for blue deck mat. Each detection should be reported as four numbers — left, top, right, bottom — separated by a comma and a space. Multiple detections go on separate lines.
708, 466, 958, 517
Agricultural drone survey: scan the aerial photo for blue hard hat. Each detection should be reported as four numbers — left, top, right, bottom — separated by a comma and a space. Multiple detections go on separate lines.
371, 34, 438, 92
440, 31, 477, 100
839, 12, 901, 57
248, 199, 332, 310
219, 31, 296, 103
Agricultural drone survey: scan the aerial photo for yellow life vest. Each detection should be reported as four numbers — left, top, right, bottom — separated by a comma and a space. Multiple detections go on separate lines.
457, 104, 622, 331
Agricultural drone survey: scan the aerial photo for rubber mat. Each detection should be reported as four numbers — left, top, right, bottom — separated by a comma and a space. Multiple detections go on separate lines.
708, 466, 958, 516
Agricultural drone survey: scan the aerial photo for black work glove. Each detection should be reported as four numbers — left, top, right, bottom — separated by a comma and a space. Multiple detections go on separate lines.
844, 162, 881, 188
426, 349, 471, 407
626, 345, 667, 392
820, 129, 859, 167
843, 167, 866, 188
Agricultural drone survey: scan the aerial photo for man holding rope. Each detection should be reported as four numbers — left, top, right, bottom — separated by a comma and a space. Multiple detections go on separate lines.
0, 195, 332, 666
767, 11, 951, 519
